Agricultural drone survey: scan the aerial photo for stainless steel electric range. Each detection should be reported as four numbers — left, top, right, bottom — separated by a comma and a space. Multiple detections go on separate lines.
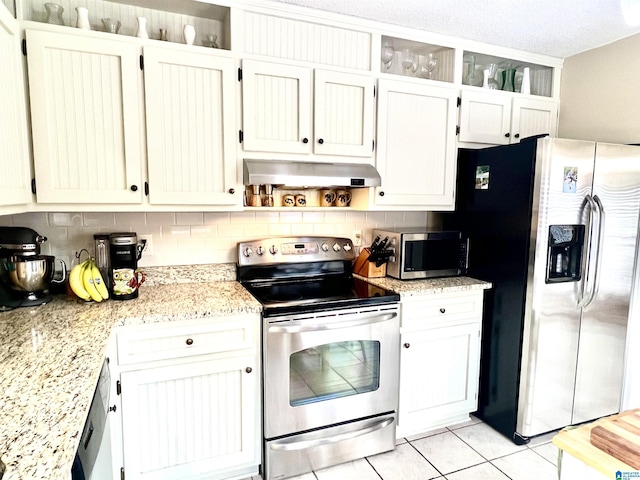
237, 236, 400, 480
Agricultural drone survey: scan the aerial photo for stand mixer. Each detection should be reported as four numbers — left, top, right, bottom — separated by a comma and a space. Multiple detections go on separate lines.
0, 226, 66, 310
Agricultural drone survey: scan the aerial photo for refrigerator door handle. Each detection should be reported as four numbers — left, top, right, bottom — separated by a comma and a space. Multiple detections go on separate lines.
589, 195, 606, 306
578, 195, 598, 308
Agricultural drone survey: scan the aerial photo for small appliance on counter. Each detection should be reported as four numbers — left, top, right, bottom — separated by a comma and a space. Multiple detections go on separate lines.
108, 233, 145, 300
0, 226, 66, 310
372, 228, 469, 280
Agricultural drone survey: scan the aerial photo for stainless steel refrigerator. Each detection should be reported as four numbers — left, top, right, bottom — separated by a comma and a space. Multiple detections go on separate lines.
443, 136, 640, 443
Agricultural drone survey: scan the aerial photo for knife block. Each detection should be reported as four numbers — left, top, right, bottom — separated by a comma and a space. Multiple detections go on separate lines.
353, 248, 387, 278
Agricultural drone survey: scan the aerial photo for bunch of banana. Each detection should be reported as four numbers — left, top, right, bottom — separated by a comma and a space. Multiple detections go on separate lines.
69, 258, 109, 302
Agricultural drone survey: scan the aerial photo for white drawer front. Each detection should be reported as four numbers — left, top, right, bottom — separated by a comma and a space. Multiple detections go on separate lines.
401, 291, 483, 328
117, 315, 257, 366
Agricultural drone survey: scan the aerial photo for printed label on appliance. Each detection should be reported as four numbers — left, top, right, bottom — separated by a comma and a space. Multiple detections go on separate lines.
563, 166, 577, 193
475, 166, 490, 189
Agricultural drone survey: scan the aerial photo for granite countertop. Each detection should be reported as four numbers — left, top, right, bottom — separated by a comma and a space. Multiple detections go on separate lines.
0, 263, 489, 480
358, 275, 492, 297
0, 265, 261, 480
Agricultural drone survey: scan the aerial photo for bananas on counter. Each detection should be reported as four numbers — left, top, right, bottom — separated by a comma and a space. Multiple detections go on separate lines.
69, 258, 109, 302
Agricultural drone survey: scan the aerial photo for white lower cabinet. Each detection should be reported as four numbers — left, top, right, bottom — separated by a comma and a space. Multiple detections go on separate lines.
110, 314, 260, 480
458, 89, 558, 145
397, 291, 484, 438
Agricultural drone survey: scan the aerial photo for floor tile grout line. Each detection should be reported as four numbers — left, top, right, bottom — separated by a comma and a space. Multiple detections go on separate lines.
364, 456, 384, 479
405, 435, 447, 478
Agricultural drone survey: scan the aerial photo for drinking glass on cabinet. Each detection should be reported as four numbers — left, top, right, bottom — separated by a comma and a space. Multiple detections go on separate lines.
401, 48, 417, 74
381, 44, 394, 69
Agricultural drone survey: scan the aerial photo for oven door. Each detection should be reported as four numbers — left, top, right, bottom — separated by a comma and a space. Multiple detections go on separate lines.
263, 304, 400, 439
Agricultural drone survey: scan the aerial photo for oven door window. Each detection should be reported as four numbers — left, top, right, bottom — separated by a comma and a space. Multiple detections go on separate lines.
290, 341, 380, 407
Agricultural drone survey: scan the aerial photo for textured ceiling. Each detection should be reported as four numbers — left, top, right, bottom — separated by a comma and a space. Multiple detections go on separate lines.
273, 0, 640, 58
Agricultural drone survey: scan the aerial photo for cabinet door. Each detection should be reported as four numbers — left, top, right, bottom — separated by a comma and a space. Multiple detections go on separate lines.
0, 9, 31, 206
375, 80, 458, 209
510, 97, 558, 143
313, 69, 374, 157
120, 356, 257, 480
242, 59, 312, 154
398, 323, 481, 432
26, 30, 143, 204
144, 47, 238, 205
458, 89, 511, 145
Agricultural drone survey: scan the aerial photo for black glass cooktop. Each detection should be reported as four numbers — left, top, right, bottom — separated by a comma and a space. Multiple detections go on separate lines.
242, 276, 400, 317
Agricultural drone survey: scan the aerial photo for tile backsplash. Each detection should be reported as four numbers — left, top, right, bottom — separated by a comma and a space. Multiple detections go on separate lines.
2, 211, 437, 268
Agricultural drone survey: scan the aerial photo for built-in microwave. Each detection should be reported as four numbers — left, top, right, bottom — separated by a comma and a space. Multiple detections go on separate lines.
372, 228, 468, 280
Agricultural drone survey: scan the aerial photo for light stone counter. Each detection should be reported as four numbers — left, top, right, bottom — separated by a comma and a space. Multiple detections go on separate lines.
357, 275, 492, 297
0, 270, 260, 480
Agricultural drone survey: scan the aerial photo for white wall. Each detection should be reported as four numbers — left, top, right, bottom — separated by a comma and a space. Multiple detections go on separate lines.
559, 33, 640, 143
1, 210, 435, 268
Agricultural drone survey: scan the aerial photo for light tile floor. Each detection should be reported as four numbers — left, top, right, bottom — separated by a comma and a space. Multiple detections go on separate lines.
244, 417, 560, 480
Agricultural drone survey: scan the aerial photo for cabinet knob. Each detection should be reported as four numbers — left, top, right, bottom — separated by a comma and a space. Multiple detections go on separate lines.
245, 367, 253, 373
379, 191, 385, 197
403, 343, 410, 349
130, 185, 138, 192
504, 133, 511, 138
439, 308, 446, 314
109, 405, 117, 413
318, 138, 324, 144
514, 133, 520, 138
229, 188, 235, 194
302, 138, 309, 144
186, 338, 194, 346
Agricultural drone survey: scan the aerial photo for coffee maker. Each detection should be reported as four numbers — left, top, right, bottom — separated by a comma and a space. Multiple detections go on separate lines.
0, 227, 66, 310
109, 233, 145, 300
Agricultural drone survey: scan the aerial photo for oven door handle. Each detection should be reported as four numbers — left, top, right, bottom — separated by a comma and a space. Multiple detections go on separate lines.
268, 415, 395, 451
267, 311, 398, 333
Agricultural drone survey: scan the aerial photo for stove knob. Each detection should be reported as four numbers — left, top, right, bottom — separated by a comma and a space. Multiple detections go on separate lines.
243, 247, 253, 257
321, 242, 330, 252
332, 243, 341, 252
343, 243, 352, 252
269, 245, 278, 255
256, 246, 265, 256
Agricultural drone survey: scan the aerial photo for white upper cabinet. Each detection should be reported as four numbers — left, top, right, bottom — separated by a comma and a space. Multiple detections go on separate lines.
375, 79, 458, 209
143, 46, 239, 206
0, 7, 31, 207
459, 90, 558, 145
241, 59, 374, 158
26, 29, 143, 204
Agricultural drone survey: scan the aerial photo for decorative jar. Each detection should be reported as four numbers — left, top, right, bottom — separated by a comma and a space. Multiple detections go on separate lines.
44, 3, 64, 25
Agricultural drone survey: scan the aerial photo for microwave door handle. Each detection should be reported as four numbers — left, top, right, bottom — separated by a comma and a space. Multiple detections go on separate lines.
267, 312, 397, 334
269, 415, 395, 451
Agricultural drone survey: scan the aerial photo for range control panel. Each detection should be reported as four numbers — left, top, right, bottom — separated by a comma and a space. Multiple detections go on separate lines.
237, 236, 355, 266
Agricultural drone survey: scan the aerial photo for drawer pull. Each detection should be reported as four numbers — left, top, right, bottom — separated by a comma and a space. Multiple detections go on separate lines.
403, 343, 410, 349
185, 338, 194, 346
245, 367, 253, 373
439, 308, 446, 314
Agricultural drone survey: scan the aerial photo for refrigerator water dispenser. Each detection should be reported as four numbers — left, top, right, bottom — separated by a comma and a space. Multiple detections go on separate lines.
546, 225, 585, 283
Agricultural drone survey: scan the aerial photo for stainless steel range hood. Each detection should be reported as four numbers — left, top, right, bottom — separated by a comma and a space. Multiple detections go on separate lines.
243, 159, 381, 187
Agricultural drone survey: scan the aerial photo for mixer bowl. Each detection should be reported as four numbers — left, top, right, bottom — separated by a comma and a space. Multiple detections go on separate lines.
0, 255, 62, 293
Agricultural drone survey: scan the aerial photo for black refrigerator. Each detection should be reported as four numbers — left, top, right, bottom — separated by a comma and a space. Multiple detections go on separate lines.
443, 136, 639, 443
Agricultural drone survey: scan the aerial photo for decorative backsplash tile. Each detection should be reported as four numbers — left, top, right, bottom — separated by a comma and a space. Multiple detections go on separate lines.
2, 210, 437, 269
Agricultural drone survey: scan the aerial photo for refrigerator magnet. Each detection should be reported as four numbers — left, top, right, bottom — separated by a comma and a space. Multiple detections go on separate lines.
563, 167, 577, 193
475, 166, 490, 189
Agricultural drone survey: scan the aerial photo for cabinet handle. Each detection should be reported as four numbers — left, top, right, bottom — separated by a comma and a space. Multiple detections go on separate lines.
245, 367, 253, 373
403, 343, 410, 349
504, 133, 511, 138
514, 133, 520, 138
185, 338, 194, 346
439, 308, 446, 314
130, 185, 138, 192
379, 191, 385, 197
318, 138, 324, 144
229, 188, 235, 194
302, 138, 309, 144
